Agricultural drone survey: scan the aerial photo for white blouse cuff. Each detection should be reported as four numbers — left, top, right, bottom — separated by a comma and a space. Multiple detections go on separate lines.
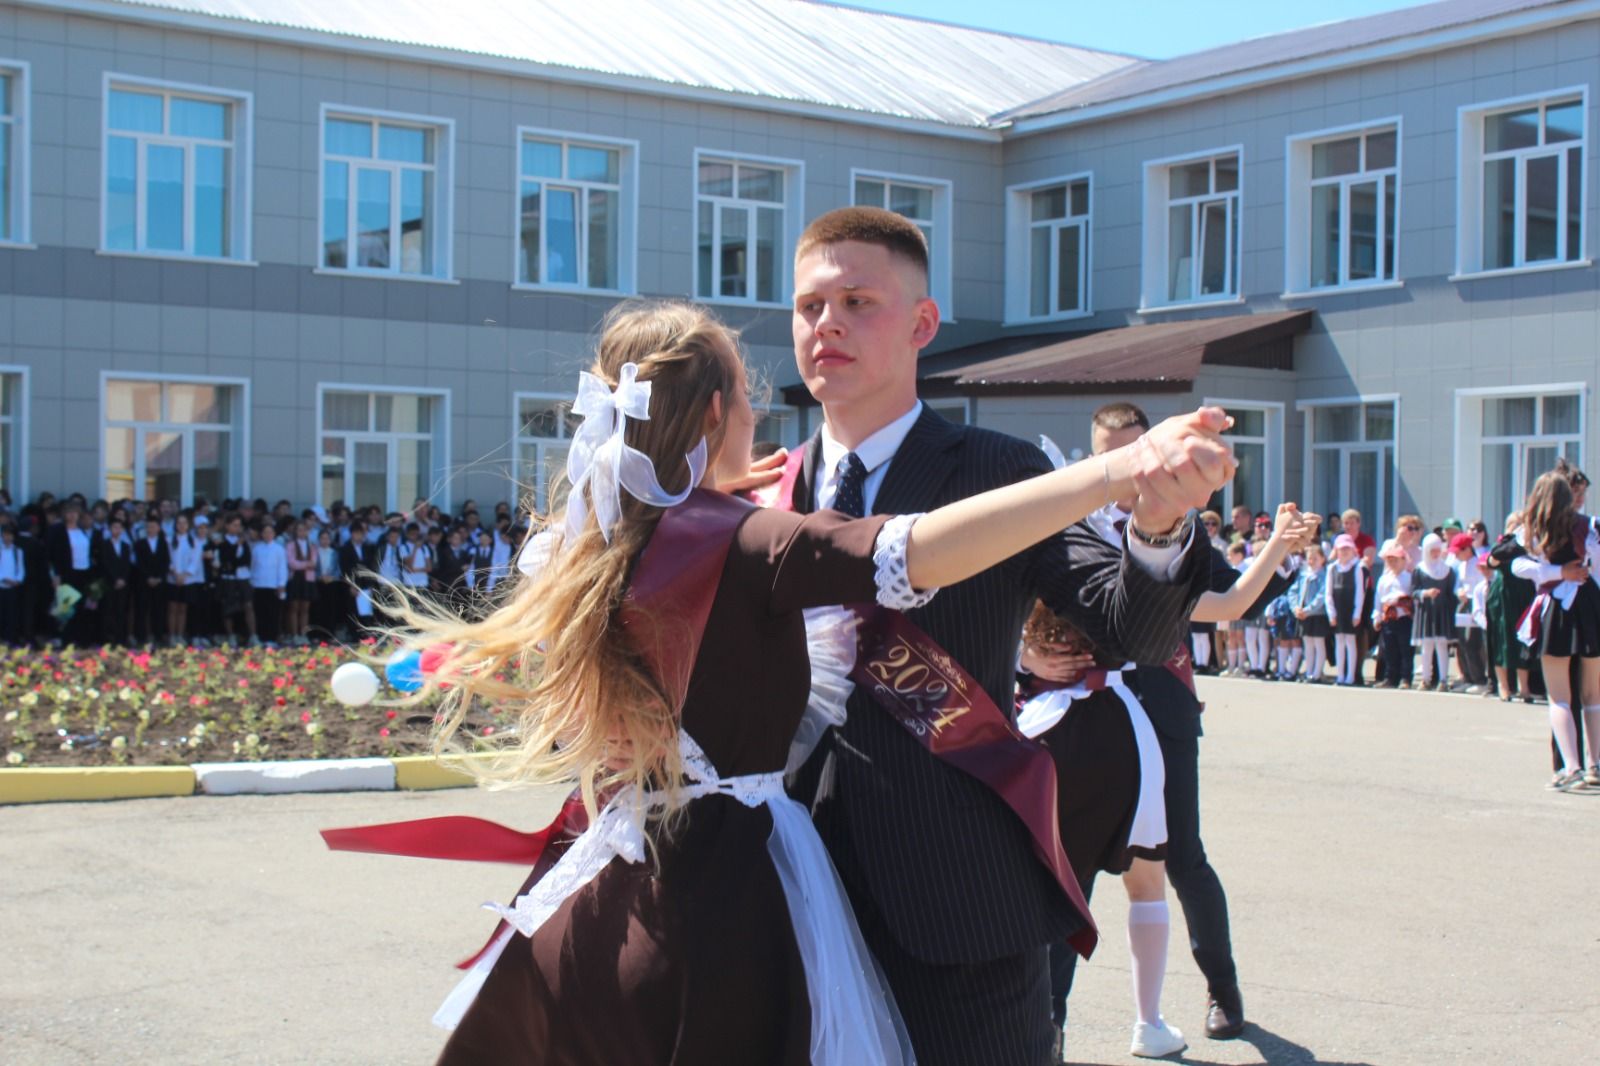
872, 514, 938, 610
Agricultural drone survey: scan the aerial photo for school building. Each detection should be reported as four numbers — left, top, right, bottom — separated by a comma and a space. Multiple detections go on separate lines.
0, 0, 1596, 530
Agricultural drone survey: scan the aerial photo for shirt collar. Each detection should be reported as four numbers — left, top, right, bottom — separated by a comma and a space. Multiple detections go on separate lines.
819, 401, 923, 477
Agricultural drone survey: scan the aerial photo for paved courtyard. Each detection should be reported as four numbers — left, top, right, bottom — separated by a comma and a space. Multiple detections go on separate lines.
3, 677, 1597, 1065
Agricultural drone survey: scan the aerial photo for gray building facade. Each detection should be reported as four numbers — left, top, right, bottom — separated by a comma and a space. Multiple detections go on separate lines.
0, 0, 1595, 532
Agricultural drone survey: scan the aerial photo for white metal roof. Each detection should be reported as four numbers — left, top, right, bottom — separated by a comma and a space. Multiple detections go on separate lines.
73, 0, 1136, 128
999, 0, 1579, 124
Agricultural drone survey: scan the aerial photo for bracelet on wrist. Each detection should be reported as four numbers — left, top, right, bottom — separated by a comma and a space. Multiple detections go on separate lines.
1129, 512, 1194, 549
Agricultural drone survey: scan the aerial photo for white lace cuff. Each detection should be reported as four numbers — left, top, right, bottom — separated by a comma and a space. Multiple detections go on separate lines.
873, 514, 937, 610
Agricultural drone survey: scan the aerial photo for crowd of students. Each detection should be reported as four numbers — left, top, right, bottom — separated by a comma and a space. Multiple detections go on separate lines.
1190, 457, 1600, 793
0, 491, 527, 649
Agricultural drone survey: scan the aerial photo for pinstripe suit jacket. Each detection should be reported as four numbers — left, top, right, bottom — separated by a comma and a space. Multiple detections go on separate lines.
792, 407, 1206, 964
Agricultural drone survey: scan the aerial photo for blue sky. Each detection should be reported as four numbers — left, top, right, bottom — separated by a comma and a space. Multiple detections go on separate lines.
841, 0, 1439, 59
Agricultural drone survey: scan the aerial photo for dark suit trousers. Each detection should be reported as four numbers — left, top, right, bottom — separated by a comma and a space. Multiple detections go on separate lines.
0, 586, 20, 644
135, 582, 165, 643
1159, 729, 1237, 994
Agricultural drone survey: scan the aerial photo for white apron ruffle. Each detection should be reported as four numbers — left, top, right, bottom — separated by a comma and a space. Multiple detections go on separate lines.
1016, 667, 1167, 853
434, 727, 913, 1065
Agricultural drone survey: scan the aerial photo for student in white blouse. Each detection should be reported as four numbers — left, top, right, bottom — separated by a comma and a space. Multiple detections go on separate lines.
0, 523, 24, 645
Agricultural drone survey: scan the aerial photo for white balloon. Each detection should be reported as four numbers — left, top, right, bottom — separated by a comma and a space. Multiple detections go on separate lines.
330, 662, 381, 707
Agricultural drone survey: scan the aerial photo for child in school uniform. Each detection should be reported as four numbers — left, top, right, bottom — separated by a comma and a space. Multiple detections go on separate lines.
283, 519, 317, 647
248, 520, 288, 645
377, 526, 405, 586
1222, 541, 1249, 675
165, 513, 205, 647
1450, 532, 1489, 693
1326, 534, 1367, 685
401, 523, 434, 593
0, 523, 24, 645
1293, 544, 1331, 682
1411, 533, 1458, 691
1373, 543, 1415, 689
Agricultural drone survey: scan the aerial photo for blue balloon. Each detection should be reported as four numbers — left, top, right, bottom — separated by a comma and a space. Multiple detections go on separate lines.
385, 648, 425, 693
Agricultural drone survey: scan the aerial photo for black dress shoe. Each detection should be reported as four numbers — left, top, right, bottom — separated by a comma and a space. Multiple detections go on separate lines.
1206, 984, 1246, 1039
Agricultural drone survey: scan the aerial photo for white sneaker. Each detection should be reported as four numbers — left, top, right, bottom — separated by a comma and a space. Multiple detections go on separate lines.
1130, 1019, 1187, 1058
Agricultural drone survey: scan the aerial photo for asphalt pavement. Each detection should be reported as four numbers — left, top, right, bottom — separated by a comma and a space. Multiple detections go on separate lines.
3, 677, 1596, 1065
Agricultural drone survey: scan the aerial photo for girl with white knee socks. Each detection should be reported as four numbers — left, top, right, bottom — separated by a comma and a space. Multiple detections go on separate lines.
1326, 534, 1366, 685
1411, 534, 1457, 690
1294, 545, 1330, 681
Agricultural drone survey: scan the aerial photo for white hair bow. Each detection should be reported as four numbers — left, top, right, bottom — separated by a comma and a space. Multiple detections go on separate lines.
563, 362, 707, 544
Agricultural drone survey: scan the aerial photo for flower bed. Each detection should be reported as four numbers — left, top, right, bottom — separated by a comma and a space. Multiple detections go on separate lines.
0, 643, 509, 768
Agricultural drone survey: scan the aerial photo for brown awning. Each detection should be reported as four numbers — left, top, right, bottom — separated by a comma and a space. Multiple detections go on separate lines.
917, 310, 1313, 396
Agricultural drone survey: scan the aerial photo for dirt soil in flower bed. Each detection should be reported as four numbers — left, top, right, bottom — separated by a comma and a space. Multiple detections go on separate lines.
0, 643, 511, 768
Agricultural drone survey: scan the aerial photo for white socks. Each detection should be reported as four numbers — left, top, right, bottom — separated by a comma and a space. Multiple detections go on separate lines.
1420, 637, 1449, 685
1127, 901, 1170, 1027
1285, 646, 1303, 678
1551, 701, 1582, 774
1305, 640, 1325, 681
1334, 634, 1358, 683
1192, 635, 1211, 668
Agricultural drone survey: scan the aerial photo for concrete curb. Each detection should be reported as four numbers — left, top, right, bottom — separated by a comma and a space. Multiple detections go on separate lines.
0, 753, 496, 805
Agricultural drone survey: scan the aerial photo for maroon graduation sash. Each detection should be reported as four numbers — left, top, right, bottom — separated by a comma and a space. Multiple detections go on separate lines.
773, 449, 1098, 958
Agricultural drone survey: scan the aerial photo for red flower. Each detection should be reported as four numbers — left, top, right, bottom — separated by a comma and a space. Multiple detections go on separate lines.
300, 711, 312, 723
272, 677, 287, 690
237, 679, 249, 688
481, 725, 495, 736
275, 696, 287, 707
379, 727, 391, 738
384, 709, 397, 720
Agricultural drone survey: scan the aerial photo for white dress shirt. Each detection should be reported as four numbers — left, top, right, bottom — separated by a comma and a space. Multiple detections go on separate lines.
0, 543, 23, 584
249, 539, 288, 590
67, 526, 92, 571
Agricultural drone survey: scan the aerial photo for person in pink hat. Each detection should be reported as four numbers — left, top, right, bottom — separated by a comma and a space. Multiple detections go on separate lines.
1325, 533, 1367, 684
1451, 532, 1490, 692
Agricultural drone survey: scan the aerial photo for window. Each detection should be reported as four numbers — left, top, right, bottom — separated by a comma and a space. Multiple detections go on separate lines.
1301, 397, 1398, 536
513, 393, 577, 513
321, 107, 453, 278
1456, 387, 1585, 526
1006, 175, 1090, 322
754, 403, 801, 448
853, 170, 953, 315
103, 77, 251, 260
1203, 400, 1282, 518
0, 63, 27, 245
695, 151, 802, 305
923, 398, 971, 426
516, 130, 635, 292
1458, 91, 1586, 275
1286, 123, 1399, 293
1143, 150, 1241, 309
318, 388, 447, 511
0, 368, 26, 499
103, 376, 245, 502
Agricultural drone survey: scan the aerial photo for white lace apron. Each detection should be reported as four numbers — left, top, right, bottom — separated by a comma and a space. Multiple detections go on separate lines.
433, 728, 912, 1064
1014, 666, 1167, 853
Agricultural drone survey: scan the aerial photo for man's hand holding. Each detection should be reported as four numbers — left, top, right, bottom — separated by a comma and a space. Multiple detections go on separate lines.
717, 447, 788, 496
1126, 407, 1237, 534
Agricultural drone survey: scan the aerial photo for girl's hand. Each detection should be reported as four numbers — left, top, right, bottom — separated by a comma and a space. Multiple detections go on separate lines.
1021, 643, 1096, 684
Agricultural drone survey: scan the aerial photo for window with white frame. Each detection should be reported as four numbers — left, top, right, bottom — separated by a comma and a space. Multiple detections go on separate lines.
513, 393, 577, 513
321, 109, 451, 278
1016, 177, 1090, 320
104, 378, 244, 502
319, 389, 445, 511
696, 153, 799, 304
1303, 398, 1397, 536
103, 78, 250, 259
923, 397, 971, 426
753, 402, 801, 448
852, 172, 952, 314
517, 132, 633, 291
1459, 93, 1586, 275
1205, 401, 1281, 518
1287, 125, 1399, 292
1457, 390, 1584, 527
1144, 151, 1241, 308
0, 64, 26, 245
0, 371, 24, 497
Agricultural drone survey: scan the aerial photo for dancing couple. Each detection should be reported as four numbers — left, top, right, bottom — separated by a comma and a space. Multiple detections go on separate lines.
332, 208, 1237, 1065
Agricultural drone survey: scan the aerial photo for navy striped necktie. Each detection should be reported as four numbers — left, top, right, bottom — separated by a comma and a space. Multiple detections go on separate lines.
834, 452, 869, 519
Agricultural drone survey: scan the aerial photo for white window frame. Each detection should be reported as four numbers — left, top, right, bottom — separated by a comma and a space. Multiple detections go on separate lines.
1454, 87, 1590, 280
850, 168, 954, 319
98, 372, 251, 502
1297, 394, 1400, 536
1005, 172, 1092, 325
1284, 118, 1403, 297
1141, 146, 1245, 314
316, 384, 451, 513
511, 390, 574, 513
692, 148, 804, 309
0, 364, 29, 501
0, 61, 31, 248
99, 73, 254, 264
1453, 383, 1587, 522
317, 104, 456, 284
512, 127, 638, 295
1203, 397, 1283, 517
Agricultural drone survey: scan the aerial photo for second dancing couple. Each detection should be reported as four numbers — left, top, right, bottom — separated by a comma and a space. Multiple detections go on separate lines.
335, 208, 1240, 1065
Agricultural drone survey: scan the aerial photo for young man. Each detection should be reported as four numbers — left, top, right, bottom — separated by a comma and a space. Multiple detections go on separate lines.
338, 522, 379, 637
783, 207, 1227, 1066
96, 516, 136, 646
133, 516, 170, 646
48, 502, 101, 646
248, 519, 287, 645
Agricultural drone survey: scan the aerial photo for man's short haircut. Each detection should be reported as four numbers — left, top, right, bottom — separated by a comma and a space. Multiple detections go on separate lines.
1341, 508, 1362, 523
1091, 402, 1150, 433
795, 206, 929, 284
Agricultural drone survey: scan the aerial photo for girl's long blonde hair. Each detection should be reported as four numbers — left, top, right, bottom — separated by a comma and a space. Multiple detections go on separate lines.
387, 301, 745, 823
1524, 470, 1578, 561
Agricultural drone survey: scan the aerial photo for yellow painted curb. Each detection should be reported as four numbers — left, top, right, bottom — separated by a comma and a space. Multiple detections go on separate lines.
390, 754, 499, 791
0, 765, 196, 804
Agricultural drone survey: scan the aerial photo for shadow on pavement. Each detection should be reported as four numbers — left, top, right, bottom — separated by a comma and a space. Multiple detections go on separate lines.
1236, 1023, 1379, 1065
